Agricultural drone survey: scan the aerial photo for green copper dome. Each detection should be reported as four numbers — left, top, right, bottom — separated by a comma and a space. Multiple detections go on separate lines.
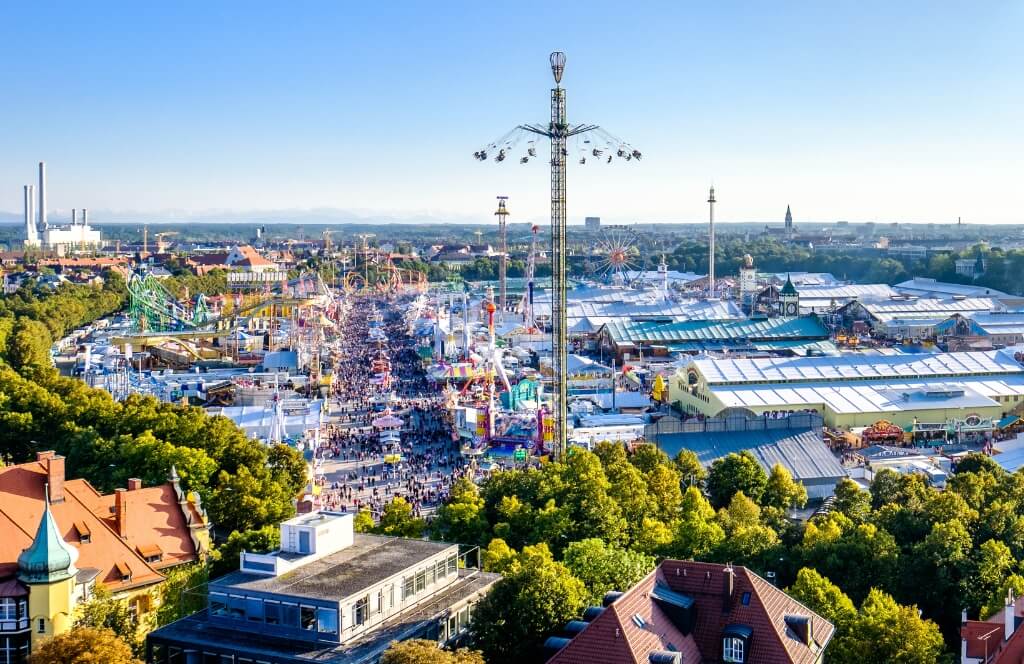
780, 275, 797, 296
17, 499, 78, 584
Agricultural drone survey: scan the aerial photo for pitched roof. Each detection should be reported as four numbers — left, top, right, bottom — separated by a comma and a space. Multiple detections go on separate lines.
548, 561, 834, 664
0, 457, 203, 591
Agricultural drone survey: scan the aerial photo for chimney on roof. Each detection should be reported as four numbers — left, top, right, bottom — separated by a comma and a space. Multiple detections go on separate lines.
44, 454, 65, 504
1006, 589, 1016, 642
723, 564, 735, 612
115, 488, 128, 537
127, 478, 142, 491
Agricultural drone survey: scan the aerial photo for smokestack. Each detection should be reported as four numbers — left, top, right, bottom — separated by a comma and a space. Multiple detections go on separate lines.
82, 208, 88, 226
23, 186, 37, 247
72, 209, 77, 225
115, 488, 128, 537
38, 162, 47, 230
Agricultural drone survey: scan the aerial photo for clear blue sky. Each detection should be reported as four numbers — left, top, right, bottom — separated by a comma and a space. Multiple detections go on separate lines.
0, 1, 1021, 224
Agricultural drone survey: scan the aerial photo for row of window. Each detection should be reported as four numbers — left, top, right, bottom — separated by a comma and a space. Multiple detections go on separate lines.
209, 594, 338, 635
148, 646, 274, 664
402, 554, 457, 602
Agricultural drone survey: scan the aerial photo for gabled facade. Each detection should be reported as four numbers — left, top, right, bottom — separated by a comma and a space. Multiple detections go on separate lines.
0, 452, 210, 657
546, 561, 834, 664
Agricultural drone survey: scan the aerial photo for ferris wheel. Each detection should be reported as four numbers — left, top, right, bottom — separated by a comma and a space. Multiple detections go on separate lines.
592, 225, 640, 284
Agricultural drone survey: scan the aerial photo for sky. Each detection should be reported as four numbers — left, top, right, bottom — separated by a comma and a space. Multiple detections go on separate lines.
0, 1, 1021, 225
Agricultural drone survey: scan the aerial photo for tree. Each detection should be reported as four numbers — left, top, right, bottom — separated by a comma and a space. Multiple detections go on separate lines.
671, 486, 725, 559
375, 497, 426, 538
431, 477, 489, 545
787, 568, 856, 629
673, 449, 706, 488
706, 451, 767, 508
831, 478, 871, 523
470, 546, 587, 664
955, 452, 1004, 477
354, 508, 375, 533
801, 521, 899, 605
210, 525, 280, 577
481, 538, 519, 574
31, 627, 141, 664
74, 586, 141, 655
829, 590, 945, 664
762, 463, 808, 511
380, 639, 485, 664
645, 464, 684, 523
156, 563, 209, 627
563, 538, 655, 603
5, 316, 52, 374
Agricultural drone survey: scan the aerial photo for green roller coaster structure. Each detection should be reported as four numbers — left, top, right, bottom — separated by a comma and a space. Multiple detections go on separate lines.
128, 271, 213, 332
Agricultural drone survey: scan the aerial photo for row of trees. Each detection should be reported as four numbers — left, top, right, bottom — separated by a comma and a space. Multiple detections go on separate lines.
401, 444, 1022, 662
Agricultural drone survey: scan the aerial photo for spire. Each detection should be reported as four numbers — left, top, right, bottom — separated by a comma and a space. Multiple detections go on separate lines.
780, 273, 797, 296
785, 205, 793, 230
18, 487, 78, 584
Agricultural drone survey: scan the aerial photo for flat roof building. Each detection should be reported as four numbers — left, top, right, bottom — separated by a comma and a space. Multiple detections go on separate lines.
146, 511, 499, 664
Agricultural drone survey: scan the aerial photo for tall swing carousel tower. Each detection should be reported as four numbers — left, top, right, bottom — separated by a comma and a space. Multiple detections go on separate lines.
474, 52, 640, 459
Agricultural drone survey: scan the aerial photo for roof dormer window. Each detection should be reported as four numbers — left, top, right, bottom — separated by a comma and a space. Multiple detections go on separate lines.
723, 637, 744, 663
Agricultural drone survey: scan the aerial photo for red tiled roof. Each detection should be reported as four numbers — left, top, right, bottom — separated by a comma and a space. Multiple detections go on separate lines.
0, 457, 203, 592
548, 561, 834, 664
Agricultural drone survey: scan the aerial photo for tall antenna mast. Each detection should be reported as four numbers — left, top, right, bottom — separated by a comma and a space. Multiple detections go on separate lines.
495, 196, 510, 316
707, 186, 716, 298
474, 52, 640, 460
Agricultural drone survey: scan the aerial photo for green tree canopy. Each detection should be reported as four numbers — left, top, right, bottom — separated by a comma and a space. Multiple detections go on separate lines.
706, 451, 767, 508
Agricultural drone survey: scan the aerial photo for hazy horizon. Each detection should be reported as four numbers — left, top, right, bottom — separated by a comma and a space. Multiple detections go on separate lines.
2, 2, 1021, 223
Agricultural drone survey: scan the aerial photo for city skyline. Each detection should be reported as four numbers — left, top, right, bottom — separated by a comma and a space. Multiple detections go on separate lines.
1, 1, 1021, 224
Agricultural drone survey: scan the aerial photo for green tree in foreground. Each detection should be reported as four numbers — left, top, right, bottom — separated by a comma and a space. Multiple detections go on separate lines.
431, 477, 489, 545
562, 538, 655, 604
74, 587, 141, 656
374, 497, 426, 538
32, 627, 141, 664
470, 544, 586, 664
829, 589, 945, 664
210, 524, 280, 577
380, 639, 485, 664
786, 568, 857, 629
706, 451, 767, 508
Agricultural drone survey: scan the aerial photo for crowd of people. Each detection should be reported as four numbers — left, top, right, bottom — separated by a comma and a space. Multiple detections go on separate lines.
315, 295, 473, 522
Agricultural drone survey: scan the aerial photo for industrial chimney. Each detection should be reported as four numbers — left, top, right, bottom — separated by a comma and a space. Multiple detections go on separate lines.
72, 209, 77, 225
38, 162, 47, 230
82, 208, 88, 226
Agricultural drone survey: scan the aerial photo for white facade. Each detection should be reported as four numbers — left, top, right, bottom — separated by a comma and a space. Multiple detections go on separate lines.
43, 223, 102, 250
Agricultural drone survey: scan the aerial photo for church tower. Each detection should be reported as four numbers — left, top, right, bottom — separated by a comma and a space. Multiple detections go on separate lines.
18, 492, 79, 651
784, 205, 794, 240
779, 274, 800, 316
739, 254, 757, 311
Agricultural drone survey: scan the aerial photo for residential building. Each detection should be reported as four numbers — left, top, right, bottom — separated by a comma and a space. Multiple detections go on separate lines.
0, 452, 210, 658
960, 592, 1024, 663
545, 560, 834, 664
146, 511, 499, 664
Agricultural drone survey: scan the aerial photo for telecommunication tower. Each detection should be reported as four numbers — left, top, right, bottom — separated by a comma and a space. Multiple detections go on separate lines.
474, 52, 640, 459
495, 196, 510, 315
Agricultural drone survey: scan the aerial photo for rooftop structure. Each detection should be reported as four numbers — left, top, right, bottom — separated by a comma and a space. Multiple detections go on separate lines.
546, 560, 834, 664
147, 511, 499, 664
894, 277, 1012, 301
670, 347, 1024, 436
597, 315, 832, 359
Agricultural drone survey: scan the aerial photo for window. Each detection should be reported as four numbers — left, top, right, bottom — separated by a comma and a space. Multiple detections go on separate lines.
300, 606, 317, 631
723, 637, 744, 663
352, 596, 368, 626
387, 584, 394, 608
246, 597, 263, 622
428, 565, 436, 586
0, 598, 19, 621
228, 596, 245, 620
36, 618, 45, 634
282, 603, 300, 628
375, 590, 383, 614
207, 598, 226, 618
264, 601, 281, 625
447, 554, 458, 575
437, 559, 447, 580
403, 576, 414, 599
318, 607, 338, 634
457, 607, 469, 631
415, 569, 426, 593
